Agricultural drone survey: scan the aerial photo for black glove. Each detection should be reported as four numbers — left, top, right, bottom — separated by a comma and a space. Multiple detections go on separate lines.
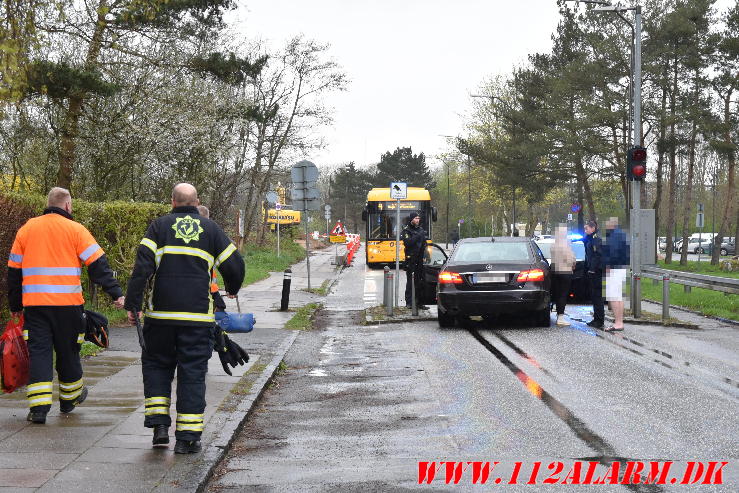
83, 310, 109, 348
212, 325, 249, 376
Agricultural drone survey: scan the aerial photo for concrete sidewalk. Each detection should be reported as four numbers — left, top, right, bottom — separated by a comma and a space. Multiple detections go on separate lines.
0, 246, 341, 492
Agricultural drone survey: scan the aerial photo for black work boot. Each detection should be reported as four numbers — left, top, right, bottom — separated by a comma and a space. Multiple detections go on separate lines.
152, 425, 169, 447
26, 410, 47, 424
174, 439, 202, 454
60, 386, 88, 413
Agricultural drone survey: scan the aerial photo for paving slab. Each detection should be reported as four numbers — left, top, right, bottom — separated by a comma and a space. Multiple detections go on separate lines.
0, 245, 340, 492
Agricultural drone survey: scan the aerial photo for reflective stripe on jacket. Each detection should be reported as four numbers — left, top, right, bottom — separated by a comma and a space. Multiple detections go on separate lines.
7, 208, 110, 307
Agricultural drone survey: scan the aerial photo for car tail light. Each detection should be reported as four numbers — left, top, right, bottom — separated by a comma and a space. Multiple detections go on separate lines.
438, 271, 463, 284
517, 269, 545, 282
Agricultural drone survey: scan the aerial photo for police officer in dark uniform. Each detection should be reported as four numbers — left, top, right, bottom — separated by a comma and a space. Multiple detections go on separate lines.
583, 220, 604, 328
401, 212, 428, 310
125, 183, 245, 454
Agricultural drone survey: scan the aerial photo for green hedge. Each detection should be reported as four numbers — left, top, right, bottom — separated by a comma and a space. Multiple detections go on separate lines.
1, 192, 169, 319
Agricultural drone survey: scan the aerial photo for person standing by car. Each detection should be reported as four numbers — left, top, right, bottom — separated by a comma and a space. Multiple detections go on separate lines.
401, 212, 428, 310
603, 217, 629, 332
551, 225, 576, 326
583, 220, 604, 329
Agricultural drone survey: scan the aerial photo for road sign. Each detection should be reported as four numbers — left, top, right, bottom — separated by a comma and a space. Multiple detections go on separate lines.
290, 188, 320, 200
325, 204, 331, 212
390, 182, 407, 199
697, 203, 704, 212
291, 160, 319, 184
330, 221, 347, 235
567, 213, 573, 221
275, 203, 282, 210
571, 203, 581, 213
458, 219, 464, 224
266, 191, 278, 204
696, 212, 704, 228
324, 211, 331, 220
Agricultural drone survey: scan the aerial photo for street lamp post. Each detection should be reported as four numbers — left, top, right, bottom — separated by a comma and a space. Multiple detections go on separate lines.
575, 0, 643, 315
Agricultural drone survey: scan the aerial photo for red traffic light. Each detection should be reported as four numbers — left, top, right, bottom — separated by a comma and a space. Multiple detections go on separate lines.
627, 146, 647, 181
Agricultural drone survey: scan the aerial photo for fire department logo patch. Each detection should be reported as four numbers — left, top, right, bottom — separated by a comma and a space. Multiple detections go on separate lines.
172, 215, 204, 244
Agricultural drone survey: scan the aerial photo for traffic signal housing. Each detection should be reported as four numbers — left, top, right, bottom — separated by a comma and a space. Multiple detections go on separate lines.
627, 146, 647, 181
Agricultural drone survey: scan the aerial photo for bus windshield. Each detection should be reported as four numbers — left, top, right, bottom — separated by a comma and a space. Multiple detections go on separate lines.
366, 201, 429, 240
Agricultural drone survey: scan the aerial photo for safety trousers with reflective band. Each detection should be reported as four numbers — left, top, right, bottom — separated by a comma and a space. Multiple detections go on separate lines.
24, 305, 84, 412
141, 320, 213, 440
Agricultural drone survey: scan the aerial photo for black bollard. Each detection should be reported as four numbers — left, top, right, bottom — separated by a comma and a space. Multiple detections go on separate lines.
280, 269, 292, 311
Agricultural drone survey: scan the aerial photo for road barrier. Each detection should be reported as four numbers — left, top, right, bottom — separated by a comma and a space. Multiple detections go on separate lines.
344, 234, 361, 266
640, 265, 739, 322
280, 269, 291, 311
384, 266, 393, 316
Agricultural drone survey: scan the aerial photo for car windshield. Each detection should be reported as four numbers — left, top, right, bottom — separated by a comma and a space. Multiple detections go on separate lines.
452, 241, 532, 263
536, 241, 585, 261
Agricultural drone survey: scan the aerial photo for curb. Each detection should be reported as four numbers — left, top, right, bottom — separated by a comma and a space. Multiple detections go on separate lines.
153, 331, 299, 492
604, 314, 699, 330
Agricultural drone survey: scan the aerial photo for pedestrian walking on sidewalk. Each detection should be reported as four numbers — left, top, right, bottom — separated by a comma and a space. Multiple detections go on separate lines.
401, 212, 428, 310
125, 183, 245, 453
551, 225, 576, 326
583, 220, 605, 329
603, 217, 629, 332
6, 187, 124, 424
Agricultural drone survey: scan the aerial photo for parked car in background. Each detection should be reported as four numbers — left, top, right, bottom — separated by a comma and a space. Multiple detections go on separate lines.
658, 237, 667, 252
434, 237, 552, 328
720, 240, 736, 256
674, 237, 713, 254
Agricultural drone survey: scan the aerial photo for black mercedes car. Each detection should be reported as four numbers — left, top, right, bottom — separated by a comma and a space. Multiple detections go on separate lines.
431, 237, 552, 328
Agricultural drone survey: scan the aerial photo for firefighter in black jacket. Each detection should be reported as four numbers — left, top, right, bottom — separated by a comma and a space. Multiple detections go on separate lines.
401, 212, 428, 310
125, 183, 245, 454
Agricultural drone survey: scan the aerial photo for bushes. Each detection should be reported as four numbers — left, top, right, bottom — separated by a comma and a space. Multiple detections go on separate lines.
1, 192, 169, 318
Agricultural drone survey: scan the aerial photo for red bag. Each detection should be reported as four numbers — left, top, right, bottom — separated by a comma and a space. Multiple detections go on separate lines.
0, 315, 30, 394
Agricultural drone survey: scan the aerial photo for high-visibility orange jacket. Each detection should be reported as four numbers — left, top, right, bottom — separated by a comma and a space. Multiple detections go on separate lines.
7, 207, 122, 311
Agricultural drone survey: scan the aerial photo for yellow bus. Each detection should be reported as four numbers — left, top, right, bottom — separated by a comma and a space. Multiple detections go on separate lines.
361, 187, 437, 266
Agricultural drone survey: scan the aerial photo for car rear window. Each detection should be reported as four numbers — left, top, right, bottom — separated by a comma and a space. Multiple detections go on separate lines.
452, 242, 532, 263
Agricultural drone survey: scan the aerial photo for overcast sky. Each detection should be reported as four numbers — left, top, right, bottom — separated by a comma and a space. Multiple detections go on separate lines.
230, 0, 731, 172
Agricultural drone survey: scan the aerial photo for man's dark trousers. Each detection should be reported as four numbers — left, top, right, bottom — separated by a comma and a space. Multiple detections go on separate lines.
404, 256, 423, 306
587, 272, 605, 324
142, 321, 213, 441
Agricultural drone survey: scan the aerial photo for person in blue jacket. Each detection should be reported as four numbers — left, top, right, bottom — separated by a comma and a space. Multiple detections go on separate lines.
603, 217, 630, 332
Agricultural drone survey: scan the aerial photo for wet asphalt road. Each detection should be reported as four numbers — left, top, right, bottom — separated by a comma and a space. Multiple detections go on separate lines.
207, 254, 739, 492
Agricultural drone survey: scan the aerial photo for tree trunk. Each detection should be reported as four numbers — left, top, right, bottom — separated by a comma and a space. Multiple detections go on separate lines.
664, 59, 679, 264
55, 0, 109, 189
711, 88, 736, 264
679, 69, 700, 265
653, 70, 668, 259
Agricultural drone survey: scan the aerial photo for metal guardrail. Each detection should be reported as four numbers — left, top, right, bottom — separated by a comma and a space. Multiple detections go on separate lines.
639, 265, 739, 322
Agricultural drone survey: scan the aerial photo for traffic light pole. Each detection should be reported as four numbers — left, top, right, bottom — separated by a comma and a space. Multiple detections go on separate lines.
630, 6, 642, 318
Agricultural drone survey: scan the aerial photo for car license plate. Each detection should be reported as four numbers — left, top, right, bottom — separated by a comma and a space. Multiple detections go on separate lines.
473, 273, 506, 284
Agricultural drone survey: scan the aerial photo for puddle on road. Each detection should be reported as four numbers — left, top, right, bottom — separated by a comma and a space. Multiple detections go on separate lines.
308, 368, 328, 377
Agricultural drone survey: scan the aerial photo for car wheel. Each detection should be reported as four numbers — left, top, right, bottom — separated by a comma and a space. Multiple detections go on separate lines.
696, 247, 704, 254
721, 248, 728, 256
535, 309, 551, 327
437, 309, 455, 328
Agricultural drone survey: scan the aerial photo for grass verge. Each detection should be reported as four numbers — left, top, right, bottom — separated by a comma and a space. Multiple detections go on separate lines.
640, 279, 738, 321
656, 259, 739, 279
303, 279, 331, 296
214, 236, 307, 287
284, 303, 322, 331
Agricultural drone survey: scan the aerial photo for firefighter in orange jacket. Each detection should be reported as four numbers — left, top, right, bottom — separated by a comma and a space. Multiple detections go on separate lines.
6, 187, 124, 424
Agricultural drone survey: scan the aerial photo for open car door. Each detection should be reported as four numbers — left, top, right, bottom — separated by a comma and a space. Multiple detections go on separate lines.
420, 243, 448, 305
